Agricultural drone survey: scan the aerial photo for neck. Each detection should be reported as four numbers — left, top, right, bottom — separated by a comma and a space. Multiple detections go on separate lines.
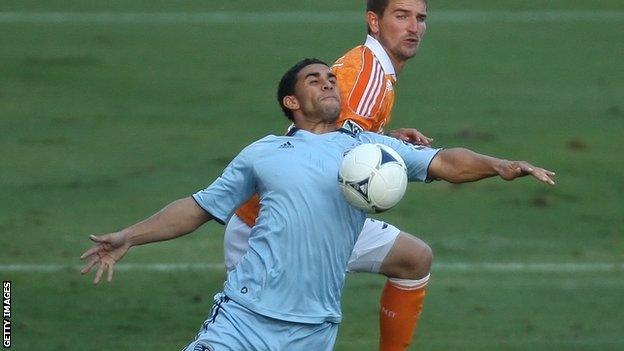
390, 57, 405, 76
294, 118, 338, 134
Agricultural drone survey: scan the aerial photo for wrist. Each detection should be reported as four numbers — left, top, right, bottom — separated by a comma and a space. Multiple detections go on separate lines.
493, 159, 510, 178
119, 228, 136, 247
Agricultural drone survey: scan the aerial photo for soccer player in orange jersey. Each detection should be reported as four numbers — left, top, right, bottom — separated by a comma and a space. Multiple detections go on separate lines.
229, 1, 434, 350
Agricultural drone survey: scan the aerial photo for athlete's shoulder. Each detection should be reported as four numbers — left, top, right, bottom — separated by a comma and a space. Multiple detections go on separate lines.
332, 45, 373, 72
239, 134, 282, 153
356, 131, 383, 142
247, 134, 280, 145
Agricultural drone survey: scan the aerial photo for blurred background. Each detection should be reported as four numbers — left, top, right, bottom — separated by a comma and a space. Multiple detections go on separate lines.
1, 1, 623, 350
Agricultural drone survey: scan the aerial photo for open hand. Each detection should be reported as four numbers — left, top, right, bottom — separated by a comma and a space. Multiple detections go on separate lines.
496, 160, 556, 185
80, 232, 131, 284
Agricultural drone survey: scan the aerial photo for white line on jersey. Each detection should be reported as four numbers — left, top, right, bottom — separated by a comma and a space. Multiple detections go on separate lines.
0, 10, 623, 24
356, 59, 384, 117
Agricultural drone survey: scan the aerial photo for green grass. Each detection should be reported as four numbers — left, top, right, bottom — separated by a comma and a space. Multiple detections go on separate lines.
1, 1, 623, 350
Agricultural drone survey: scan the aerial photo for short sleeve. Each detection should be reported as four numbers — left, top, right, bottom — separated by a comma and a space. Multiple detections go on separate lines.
192, 146, 257, 224
360, 132, 441, 182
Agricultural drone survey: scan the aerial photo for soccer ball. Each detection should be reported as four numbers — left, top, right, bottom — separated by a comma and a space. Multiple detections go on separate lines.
338, 143, 408, 213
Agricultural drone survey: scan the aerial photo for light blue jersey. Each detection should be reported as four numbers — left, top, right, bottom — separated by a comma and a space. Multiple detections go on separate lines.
193, 128, 439, 324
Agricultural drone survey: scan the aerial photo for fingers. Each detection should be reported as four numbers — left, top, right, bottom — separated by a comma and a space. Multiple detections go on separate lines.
80, 245, 102, 260
83, 254, 117, 285
80, 234, 111, 260
523, 163, 556, 185
81, 255, 99, 275
93, 255, 117, 285
416, 136, 434, 146
89, 234, 112, 244
80, 241, 104, 276
107, 263, 115, 283
409, 134, 429, 146
498, 161, 555, 185
532, 169, 556, 185
388, 129, 434, 146
407, 132, 432, 146
81, 233, 119, 284
93, 261, 105, 285
412, 131, 433, 146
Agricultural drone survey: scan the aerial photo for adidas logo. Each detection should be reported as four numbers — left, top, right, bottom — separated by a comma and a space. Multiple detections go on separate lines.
278, 141, 294, 149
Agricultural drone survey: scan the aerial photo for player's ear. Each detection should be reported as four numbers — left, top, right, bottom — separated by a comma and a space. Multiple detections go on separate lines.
283, 95, 299, 111
367, 11, 380, 35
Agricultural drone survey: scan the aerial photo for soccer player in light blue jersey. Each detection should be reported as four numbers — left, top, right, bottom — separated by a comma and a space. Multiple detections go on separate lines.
80, 58, 555, 350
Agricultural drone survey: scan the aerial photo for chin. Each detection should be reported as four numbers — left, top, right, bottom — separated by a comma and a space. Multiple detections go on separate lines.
324, 107, 340, 122
400, 46, 419, 58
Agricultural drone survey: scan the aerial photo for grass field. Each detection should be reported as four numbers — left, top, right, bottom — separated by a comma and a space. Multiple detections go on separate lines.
1, 1, 623, 350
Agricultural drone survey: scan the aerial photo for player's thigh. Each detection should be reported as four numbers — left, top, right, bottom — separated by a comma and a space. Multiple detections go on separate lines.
347, 218, 401, 273
223, 214, 252, 272
379, 232, 433, 279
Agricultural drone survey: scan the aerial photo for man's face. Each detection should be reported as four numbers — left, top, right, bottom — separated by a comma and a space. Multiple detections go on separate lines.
292, 64, 340, 123
371, 0, 427, 65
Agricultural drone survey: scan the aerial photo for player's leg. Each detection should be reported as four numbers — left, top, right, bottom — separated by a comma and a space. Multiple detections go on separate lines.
347, 218, 432, 351
379, 234, 432, 279
378, 233, 431, 351
223, 214, 253, 272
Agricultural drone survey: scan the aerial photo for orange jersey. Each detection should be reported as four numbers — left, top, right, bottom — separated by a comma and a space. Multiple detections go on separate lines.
333, 38, 397, 133
236, 36, 398, 227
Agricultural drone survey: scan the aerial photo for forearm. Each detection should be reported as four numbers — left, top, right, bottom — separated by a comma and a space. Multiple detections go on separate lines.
121, 197, 212, 247
428, 148, 503, 183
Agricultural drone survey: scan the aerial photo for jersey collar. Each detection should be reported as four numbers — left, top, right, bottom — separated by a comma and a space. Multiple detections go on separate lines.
364, 35, 396, 79
286, 127, 356, 137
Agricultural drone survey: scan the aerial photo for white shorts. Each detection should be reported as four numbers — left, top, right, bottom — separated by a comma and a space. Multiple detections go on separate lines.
224, 214, 400, 273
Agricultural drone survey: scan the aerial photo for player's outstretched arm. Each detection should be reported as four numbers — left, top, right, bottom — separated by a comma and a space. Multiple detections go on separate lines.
80, 197, 213, 284
388, 128, 434, 146
428, 148, 556, 185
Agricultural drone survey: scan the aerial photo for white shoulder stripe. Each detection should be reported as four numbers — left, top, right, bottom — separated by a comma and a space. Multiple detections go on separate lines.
355, 59, 384, 117
355, 61, 378, 115
363, 65, 386, 116
359, 66, 383, 117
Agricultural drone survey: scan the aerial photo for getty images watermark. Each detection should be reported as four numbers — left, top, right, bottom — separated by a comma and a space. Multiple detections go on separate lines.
3, 281, 10, 348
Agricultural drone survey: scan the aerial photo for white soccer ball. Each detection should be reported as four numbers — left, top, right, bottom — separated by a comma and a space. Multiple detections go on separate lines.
338, 143, 408, 213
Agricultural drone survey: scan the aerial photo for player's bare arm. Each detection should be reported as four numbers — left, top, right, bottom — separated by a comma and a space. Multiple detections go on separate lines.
80, 197, 213, 284
428, 148, 556, 185
388, 127, 433, 146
